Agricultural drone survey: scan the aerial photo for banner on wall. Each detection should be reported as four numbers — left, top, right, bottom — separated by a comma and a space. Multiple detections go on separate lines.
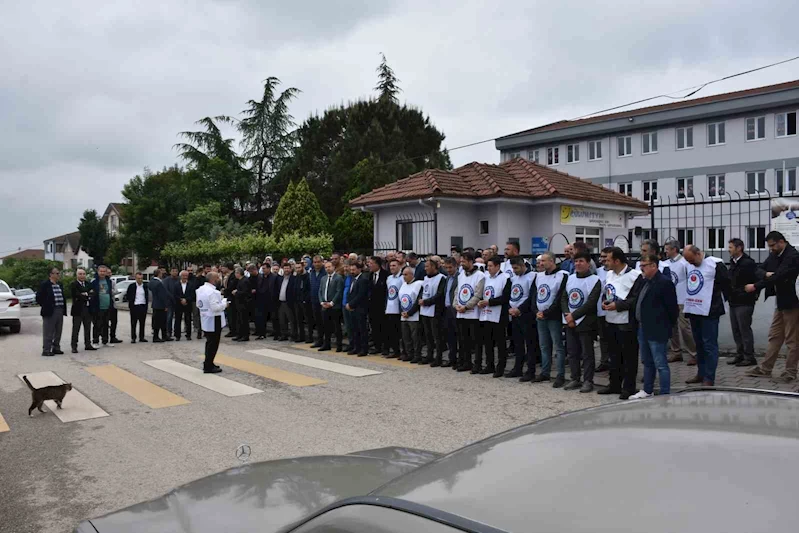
771, 198, 799, 244
560, 205, 625, 229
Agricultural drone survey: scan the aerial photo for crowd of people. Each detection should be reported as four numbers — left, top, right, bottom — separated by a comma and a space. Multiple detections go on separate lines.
37, 231, 799, 396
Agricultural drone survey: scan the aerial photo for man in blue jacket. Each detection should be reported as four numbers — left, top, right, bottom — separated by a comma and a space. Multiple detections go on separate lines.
630, 253, 679, 399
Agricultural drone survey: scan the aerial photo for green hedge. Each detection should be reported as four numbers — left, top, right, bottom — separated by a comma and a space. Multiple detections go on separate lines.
160, 233, 333, 264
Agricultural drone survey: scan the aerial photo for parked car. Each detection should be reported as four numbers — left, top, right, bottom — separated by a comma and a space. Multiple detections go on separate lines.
0, 279, 21, 333
109, 275, 131, 286
13, 288, 36, 307
74, 388, 799, 532
113, 280, 149, 305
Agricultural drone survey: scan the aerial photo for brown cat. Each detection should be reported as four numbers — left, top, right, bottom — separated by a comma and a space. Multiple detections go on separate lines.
23, 375, 72, 417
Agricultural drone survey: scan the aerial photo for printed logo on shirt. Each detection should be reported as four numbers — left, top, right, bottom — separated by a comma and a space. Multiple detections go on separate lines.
484, 286, 495, 299
605, 284, 617, 302
197, 300, 204, 308
400, 294, 413, 312
505, 269, 513, 277
568, 288, 585, 310
458, 284, 474, 305
388, 286, 399, 300
537, 284, 551, 303
510, 284, 524, 302
670, 270, 679, 286
686, 270, 704, 296
423, 286, 432, 298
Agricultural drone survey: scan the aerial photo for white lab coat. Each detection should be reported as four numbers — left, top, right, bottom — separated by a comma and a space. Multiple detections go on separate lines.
196, 282, 228, 332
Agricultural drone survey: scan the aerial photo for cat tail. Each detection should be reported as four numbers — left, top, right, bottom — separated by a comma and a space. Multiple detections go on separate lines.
22, 375, 36, 391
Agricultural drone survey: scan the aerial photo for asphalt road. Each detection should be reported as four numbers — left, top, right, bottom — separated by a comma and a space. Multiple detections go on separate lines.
0, 308, 614, 533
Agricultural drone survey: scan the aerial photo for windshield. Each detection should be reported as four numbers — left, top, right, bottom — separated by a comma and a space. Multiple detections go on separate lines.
0, 281, 10, 293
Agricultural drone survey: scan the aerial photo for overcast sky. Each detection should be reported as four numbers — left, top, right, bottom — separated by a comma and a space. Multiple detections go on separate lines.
2, 0, 799, 255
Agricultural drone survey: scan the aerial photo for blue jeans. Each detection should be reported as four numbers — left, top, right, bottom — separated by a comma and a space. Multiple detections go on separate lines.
689, 316, 720, 384
638, 329, 670, 394
537, 319, 565, 378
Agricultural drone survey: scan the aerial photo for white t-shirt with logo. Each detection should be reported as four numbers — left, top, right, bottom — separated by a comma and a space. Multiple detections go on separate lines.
480, 272, 508, 323
535, 270, 568, 313
456, 269, 483, 320
385, 274, 403, 315
563, 273, 600, 326
399, 280, 423, 322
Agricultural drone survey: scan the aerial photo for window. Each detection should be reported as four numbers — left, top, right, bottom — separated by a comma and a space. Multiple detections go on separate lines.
450, 236, 463, 251
707, 122, 726, 145
708, 174, 725, 197
707, 228, 725, 250
677, 177, 694, 199
567, 143, 580, 163
642, 132, 658, 154
746, 116, 766, 141
547, 147, 559, 165
618, 182, 633, 196
399, 222, 413, 250
643, 180, 658, 202
677, 228, 694, 247
617, 135, 632, 157
747, 226, 767, 249
527, 149, 539, 163
676, 126, 694, 150
479, 220, 489, 235
575, 226, 601, 253
777, 167, 797, 194
776, 111, 797, 138
642, 229, 658, 242
507, 151, 521, 161
746, 171, 766, 194
588, 140, 602, 161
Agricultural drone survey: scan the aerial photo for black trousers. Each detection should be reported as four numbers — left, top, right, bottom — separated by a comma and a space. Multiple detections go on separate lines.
421, 314, 443, 362
92, 309, 110, 344
351, 308, 368, 354
204, 316, 222, 370
130, 305, 147, 341
311, 304, 324, 344
457, 319, 477, 369
152, 308, 168, 340
174, 303, 192, 339
444, 307, 458, 363
270, 308, 281, 338
71, 310, 92, 349
385, 314, 402, 355
566, 327, 596, 383
322, 307, 343, 348
227, 303, 238, 336
511, 314, 539, 376
109, 306, 118, 339
369, 307, 387, 353
237, 305, 250, 339
606, 323, 639, 393
295, 301, 314, 341
480, 320, 508, 373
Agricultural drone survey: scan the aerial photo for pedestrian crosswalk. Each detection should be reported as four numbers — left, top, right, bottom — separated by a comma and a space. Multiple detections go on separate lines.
213, 354, 327, 387
249, 348, 382, 377
143, 359, 263, 397
87, 365, 190, 409
0, 413, 9, 433
289, 344, 418, 368
17, 372, 110, 422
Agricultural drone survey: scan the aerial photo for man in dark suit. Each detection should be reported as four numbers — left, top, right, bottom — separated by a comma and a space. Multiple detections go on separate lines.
726, 238, 758, 367
254, 263, 271, 339
408, 252, 426, 281
172, 269, 195, 340
36, 266, 67, 356
232, 267, 252, 341
269, 264, 283, 339
631, 253, 678, 398
126, 272, 149, 343
366, 256, 389, 354
275, 262, 297, 341
223, 262, 238, 338
149, 268, 172, 342
69, 268, 97, 353
294, 263, 313, 342
318, 261, 344, 351
345, 261, 369, 355
309, 255, 326, 347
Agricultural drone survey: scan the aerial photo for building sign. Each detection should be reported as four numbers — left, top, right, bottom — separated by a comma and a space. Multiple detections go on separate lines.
560, 206, 625, 229
771, 198, 799, 244
531, 237, 548, 254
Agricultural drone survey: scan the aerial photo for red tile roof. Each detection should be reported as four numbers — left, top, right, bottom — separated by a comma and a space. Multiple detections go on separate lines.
349, 158, 648, 210
499, 79, 799, 139
0, 249, 44, 261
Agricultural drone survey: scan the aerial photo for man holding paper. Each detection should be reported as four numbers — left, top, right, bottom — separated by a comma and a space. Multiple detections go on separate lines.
196, 271, 229, 373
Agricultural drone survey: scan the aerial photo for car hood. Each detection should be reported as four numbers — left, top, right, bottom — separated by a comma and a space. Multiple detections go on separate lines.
75, 447, 440, 533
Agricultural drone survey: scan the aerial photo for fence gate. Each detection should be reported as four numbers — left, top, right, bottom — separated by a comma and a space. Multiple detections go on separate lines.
396, 212, 438, 255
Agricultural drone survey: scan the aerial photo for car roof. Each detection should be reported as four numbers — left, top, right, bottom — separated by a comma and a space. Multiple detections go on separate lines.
374, 389, 799, 533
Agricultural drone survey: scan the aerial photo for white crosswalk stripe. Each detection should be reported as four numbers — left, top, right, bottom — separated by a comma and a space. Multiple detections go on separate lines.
143, 359, 263, 397
248, 348, 382, 377
17, 372, 109, 422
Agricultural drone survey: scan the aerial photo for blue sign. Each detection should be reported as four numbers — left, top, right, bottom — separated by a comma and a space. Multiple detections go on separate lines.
531, 237, 548, 254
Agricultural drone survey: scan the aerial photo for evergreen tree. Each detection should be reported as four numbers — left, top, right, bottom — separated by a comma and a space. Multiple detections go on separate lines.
78, 209, 109, 264
271, 178, 328, 240
375, 53, 401, 104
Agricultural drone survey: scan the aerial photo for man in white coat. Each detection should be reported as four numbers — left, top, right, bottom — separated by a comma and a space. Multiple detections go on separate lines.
196, 272, 229, 373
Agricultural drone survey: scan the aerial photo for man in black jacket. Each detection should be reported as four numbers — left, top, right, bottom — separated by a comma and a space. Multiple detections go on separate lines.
70, 268, 97, 353
293, 263, 313, 342
253, 264, 271, 340
223, 263, 238, 338
477, 256, 512, 377
126, 272, 149, 343
726, 238, 758, 367
419, 258, 447, 365
36, 266, 67, 356
367, 256, 389, 354
345, 261, 369, 356
232, 267, 251, 342
746, 231, 799, 382
172, 270, 195, 340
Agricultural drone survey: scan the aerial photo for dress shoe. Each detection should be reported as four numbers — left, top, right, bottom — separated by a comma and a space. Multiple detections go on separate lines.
52, 349, 65, 355
357, 352, 368, 357
175, 337, 181, 342
686, 358, 697, 366
492, 371, 504, 378
619, 391, 632, 400
470, 367, 480, 375
667, 354, 683, 363
279, 336, 289, 341
430, 360, 441, 368
580, 381, 594, 393
224, 332, 236, 338
139, 338, 148, 343
419, 358, 431, 365
381, 350, 390, 356
533, 375, 550, 383
410, 357, 422, 364
736, 359, 757, 367
563, 380, 582, 391
203, 367, 222, 374
239, 338, 250, 342
685, 375, 703, 384
440, 360, 452, 368
256, 335, 265, 340
368, 348, 379, 355
595, 363, 609, 373
347, 350, 357, 355
42, 351, 53, 356
318, 346, 331, 352
479, 367, 494, 375
311, 343, 322, 348
153, 338, 165, 343
71, 348, 78, 354
110, 338, 123, 344
456, 366, 472, 372
702, 379, 714, 386
520, 374, 534, 383
164, 337, 174, 342
505, 369, 522, 378
186, 336, 192, 341
197, 332, 203, 339
335, 346, 343, 352
727, 356, 744, 365
85, 345, 97, 351
552, 376, 566, 388
596, 385, 620, 395
386, 354, 399, 359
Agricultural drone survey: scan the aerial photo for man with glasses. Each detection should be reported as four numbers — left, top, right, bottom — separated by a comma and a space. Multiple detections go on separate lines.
36, 267, 67, 356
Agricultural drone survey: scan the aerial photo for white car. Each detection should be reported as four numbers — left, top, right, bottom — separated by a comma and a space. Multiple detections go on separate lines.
113, 280, 136, 304
13, 288, 36, 307
0, 279, 21, 333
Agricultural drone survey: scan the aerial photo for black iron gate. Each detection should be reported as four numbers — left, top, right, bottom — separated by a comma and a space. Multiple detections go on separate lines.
396, 212, 438, 255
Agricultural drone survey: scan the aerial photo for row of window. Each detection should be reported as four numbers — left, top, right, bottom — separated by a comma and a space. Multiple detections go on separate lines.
641, 226, 768, 251
616, 168, 798, 202
510, 111, 798, 165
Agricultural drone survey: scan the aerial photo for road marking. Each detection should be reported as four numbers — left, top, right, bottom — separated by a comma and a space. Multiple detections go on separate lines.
213, 354, 326, 387
143, 359, 262, 397
86, 365, 190, 409
0, 413, 9, 433
17, 372, 109, 422
290, 344, 417, 368
248, 348, 382, 377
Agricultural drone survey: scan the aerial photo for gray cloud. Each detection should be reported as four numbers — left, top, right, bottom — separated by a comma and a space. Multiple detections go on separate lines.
2, 0, 798, 255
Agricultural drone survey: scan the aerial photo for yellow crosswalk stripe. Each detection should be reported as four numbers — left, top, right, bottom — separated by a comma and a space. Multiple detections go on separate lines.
289, 344, 418, 369
0, 412, 9, 433
87, 365, 190, 409
213, 354, 326, 387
